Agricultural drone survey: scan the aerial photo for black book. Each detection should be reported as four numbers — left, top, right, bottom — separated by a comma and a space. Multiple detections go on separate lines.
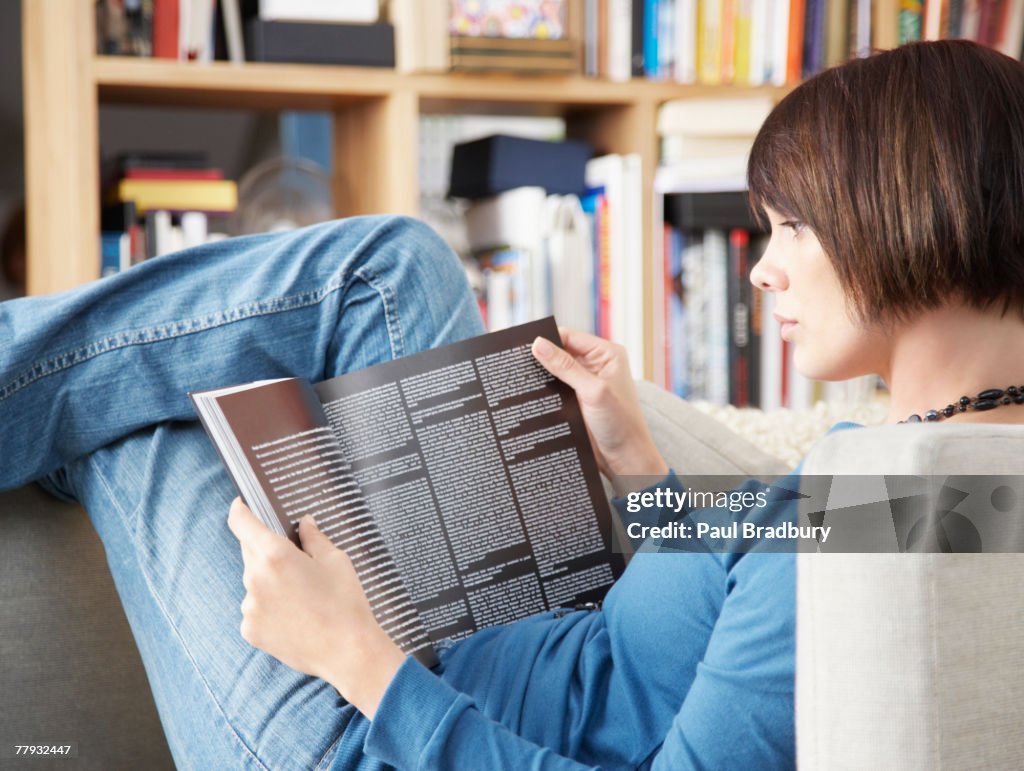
666, 191, 762, 232
245, 19, 395, 67
190, 318, 624, 668
631, 0, 646, 77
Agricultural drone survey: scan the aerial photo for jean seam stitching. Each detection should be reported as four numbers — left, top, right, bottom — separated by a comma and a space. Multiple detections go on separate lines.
313, 725, 348, 771
354, 265, 405, 359
90, 463, 275, 771
0, 282, 347, 403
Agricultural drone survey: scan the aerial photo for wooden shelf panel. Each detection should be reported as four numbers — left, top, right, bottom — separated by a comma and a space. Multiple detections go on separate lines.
94, 57, 789, 113
94, 58, 396, 109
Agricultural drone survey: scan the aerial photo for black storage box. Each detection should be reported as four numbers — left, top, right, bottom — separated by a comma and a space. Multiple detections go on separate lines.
246, 19, 395, 67
665, 191, 763, 232
448, 135, 593, 200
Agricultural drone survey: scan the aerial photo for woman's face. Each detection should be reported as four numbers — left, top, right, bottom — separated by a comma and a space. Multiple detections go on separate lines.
749, 205, 890, 381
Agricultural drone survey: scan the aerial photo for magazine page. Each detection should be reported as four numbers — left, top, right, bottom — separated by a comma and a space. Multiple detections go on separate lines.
314, 317, 624, 643
192, 377, 437, 666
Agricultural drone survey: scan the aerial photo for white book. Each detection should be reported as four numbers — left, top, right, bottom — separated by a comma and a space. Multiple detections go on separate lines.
748, 0, 769, 85
181, 212, 208, 249
151, 210, 175, 258
260, 0, 379, 23
606, 0, 633, 82
657, 95, 774, 136
674, 0, 698, 83
770, 0, 790, 85
660, 134, 757, 163
180, 0, 216, 63
654, 161, 748, 194
463, 187, 547, 255
545, 195, 595, 335
483, 260, 514, 331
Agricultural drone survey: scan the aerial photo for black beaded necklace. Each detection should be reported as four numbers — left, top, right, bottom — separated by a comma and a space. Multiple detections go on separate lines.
899, 386, 1024, 423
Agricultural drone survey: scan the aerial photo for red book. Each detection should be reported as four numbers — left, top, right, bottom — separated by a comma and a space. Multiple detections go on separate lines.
153, 0, 179, 59
123, 168, 224, 181
787, 0, 806, 83
663, 224, 674, 391
597, 194, 612, 340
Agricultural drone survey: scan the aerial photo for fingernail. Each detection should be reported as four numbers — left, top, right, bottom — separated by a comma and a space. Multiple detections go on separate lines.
533, 336, 554, 359
301, 515, 316, 527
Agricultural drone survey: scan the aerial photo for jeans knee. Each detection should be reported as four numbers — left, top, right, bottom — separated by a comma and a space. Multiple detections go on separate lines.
335, 215, 480, 324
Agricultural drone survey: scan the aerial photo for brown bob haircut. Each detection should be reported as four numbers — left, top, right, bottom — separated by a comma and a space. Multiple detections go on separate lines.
748, 40, 1024, 325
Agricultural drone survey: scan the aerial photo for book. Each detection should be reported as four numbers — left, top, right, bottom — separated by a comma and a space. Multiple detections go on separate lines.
449, 0, 569, 38
727, 228, 751, 407
657, 94, 774, 136
674, 0, 698, 82
114, 178, 238, 214
190, 318, 625, 667
259, 0, 379, 23
447, 35, 579, 75
585, 154, 645, 379
245, 19, 396, 67
606, 0, 634, 81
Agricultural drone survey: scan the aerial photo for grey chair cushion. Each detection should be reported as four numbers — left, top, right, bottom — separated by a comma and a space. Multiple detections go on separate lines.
635, 380, 791, 479
796, 423, 1024, 770
0, 484, 174, 770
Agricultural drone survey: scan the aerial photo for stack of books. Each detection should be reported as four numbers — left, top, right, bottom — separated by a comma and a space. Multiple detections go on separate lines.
655, 94, 775, 186
101, 152, 237, 276
393, 0, 578, 73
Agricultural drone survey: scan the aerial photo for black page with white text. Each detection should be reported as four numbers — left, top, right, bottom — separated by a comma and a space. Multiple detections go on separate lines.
314, 317, 624, 643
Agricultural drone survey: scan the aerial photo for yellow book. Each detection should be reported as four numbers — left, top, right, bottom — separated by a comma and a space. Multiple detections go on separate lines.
115, 179, 238, 214
734, 0, 753, 84
873, 0, 900, 50
698, 0, 723, 84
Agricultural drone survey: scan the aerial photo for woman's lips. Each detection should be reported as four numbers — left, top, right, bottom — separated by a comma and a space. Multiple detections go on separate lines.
773, 313, 797, 339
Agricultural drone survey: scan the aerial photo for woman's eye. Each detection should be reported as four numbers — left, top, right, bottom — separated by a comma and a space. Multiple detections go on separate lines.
781, 220, 805, 235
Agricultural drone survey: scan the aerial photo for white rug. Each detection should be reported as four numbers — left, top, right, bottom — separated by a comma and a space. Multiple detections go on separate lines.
689, 399, 891, 469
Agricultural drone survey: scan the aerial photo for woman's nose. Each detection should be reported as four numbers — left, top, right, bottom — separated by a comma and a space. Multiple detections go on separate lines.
749, 246, 786, 292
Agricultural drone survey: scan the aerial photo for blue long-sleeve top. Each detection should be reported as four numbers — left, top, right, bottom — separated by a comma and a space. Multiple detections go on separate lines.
331, 423, 860, 770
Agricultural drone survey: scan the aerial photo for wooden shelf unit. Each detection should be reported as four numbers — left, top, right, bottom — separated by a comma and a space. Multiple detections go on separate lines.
22, 0, 786, 376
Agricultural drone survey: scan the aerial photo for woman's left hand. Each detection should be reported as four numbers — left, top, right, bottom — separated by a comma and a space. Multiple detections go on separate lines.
226, 498, 406, 719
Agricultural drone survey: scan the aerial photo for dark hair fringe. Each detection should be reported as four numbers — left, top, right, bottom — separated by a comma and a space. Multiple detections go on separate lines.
748, 40, 1024, 325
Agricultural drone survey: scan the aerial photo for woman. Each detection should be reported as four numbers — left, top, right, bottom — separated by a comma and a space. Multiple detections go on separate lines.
3, 39, 1023, 769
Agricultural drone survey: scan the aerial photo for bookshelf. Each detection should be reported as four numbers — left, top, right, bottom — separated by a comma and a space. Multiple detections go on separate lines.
22, 0, 787, 378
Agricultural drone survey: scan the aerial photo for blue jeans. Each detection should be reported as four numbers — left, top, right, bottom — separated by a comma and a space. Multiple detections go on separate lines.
0, 216, 486, 769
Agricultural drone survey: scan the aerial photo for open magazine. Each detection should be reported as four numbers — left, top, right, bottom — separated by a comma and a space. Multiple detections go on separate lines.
190, 317, 624, 667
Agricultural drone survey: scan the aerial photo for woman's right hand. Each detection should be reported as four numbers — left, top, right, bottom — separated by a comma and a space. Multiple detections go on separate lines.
531, 328, 668, 495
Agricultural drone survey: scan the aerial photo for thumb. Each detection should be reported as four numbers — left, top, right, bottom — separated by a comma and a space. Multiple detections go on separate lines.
297, 515, 337, 559
532, 336, 600, 397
